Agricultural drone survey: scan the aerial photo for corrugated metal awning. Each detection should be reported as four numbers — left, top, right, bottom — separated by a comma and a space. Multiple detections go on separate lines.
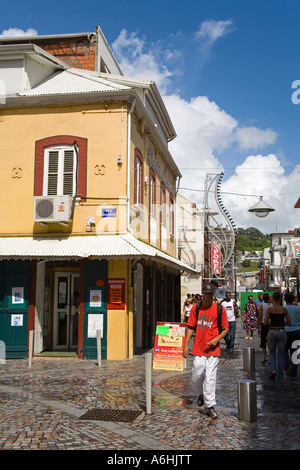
0, 234, 197, 274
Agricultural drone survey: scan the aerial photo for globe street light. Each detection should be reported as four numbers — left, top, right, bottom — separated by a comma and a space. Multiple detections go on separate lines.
248, 196, 275, 218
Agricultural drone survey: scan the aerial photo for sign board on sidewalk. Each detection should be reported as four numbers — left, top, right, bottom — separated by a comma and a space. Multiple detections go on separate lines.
153, 322, 186, 371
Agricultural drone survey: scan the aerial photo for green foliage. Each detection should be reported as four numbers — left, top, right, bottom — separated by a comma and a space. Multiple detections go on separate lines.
235, 227, 271, 252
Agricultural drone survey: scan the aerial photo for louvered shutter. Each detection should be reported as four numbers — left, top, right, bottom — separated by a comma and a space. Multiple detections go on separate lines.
63, 149, 74, 195
47, 150, 59, 195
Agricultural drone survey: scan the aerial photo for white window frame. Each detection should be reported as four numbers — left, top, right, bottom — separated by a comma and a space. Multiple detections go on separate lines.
149, 173, 156, 217
43, 145, 77, 196
169, 196, 174, 236
135, 153, 143, 206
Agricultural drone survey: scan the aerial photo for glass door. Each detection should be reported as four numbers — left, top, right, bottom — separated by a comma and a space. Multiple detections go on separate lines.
70, 274, 79, 349
53, 273, 79, 350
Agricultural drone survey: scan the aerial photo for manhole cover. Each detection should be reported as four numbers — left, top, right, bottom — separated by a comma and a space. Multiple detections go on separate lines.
80, 408, 142, 423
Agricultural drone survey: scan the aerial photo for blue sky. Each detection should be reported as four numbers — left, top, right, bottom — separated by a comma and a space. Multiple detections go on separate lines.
1, 0, 300, 233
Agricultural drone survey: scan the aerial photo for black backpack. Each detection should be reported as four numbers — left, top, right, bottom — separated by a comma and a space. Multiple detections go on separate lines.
196, 301, 223, 334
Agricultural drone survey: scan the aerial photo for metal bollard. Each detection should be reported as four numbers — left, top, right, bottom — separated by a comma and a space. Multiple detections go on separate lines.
28, 330, 34, 368
96, 329, 102, 367
243, 346, 255, 373
0, 340, 6, 365
145, 352, 152, 414
237, 379, 257, 422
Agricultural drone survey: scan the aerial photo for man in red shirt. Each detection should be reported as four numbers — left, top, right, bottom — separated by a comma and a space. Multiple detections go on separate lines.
182, 284, 229, 419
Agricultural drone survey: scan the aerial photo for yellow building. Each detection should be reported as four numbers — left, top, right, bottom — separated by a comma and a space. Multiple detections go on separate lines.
0, 33, 195, 360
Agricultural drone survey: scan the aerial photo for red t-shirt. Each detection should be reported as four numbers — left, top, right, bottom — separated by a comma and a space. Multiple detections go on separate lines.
187, 302, 229, 357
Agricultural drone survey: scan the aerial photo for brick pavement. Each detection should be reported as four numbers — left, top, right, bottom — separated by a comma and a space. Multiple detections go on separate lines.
0, 318, 300, 452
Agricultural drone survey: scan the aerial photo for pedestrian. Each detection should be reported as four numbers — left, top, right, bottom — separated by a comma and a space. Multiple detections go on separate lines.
182, 298, 193, 323
242, 295, 258, 340
182, 284, 229, 419
283, 292, 300, 377
256, 293, 264, 307
264, 291, 291, 380
221, 291, 238, 353
258, 293, 272, 363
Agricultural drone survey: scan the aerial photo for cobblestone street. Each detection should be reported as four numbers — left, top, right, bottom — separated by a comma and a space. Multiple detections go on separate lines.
1, 319, 300, 453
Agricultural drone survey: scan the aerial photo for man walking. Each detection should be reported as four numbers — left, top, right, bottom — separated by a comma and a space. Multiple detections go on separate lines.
221, 291, 238, 353
182, 284, 229, 419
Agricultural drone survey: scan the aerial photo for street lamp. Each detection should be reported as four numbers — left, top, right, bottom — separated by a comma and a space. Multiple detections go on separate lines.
248, 196, 275, 218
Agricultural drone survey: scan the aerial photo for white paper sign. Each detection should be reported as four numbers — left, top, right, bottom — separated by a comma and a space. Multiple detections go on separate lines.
88, 314, 103, 338
11, 314, 23, 326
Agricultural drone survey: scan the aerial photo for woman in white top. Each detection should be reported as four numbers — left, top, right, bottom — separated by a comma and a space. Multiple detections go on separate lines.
182, 298, 193, 322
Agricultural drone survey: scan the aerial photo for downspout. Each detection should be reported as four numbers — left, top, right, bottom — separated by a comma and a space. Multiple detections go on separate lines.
71, 142, 79, 219
127, 98, 136, 234
126, 98, 136, 359
175, 176, 181, 261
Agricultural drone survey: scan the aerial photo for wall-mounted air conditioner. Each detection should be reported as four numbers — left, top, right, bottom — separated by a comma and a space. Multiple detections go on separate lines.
33, 196, 73, 223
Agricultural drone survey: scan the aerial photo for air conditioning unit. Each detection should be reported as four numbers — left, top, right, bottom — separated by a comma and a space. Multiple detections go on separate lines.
34, 196, 73, 223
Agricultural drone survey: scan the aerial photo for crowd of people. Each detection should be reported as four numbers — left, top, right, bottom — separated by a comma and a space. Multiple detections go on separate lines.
181, 286, 300, 419
182, 289, 300, 381
241, 291, 300, 380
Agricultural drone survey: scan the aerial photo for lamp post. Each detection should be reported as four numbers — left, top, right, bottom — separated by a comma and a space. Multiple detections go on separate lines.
248, 196, 275, 218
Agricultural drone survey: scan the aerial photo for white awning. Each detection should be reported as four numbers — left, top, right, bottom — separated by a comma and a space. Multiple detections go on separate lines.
0, 234, 197, 274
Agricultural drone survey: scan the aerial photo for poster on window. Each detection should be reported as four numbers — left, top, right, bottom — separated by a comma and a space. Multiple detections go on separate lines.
153, 322, 186, 371
11, 314, 23, 326
11, 287, 24, 305
89, 289, 102, 307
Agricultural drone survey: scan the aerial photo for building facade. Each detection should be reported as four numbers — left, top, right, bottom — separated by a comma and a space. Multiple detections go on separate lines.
0, 30, 195, 360
268, 231, 300, 294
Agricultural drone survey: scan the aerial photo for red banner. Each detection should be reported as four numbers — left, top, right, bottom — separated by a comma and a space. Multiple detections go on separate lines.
211, 243, 221, 275
260, 266, 267, 282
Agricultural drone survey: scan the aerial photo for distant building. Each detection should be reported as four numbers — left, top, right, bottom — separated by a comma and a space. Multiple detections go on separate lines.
176, 194, 203, 305
268, 231, 300, 292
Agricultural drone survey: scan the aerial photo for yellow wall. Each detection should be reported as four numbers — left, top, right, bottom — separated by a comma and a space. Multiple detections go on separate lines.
107, 258, 132, 360
0, 103, 178, 258
0, 103, 128, 235
130, 114, 178, 257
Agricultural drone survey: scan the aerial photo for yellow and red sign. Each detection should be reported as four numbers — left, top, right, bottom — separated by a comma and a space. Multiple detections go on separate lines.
153, 322, 186, 371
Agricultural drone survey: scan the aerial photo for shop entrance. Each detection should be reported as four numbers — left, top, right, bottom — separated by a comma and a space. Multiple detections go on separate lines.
53, 272, 79, 350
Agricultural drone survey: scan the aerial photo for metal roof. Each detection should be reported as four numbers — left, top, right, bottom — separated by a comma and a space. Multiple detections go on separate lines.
23, 68, 131, 97
0, 234, 197, 274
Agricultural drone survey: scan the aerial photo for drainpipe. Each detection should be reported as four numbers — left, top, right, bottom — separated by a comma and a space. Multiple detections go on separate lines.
127, 98, 136, 234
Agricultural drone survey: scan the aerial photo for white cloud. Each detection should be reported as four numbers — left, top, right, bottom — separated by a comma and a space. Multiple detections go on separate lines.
195, 19, 235, 44
221, 155, 300, 233
112, 26, 296, 234
0, 27, 38, 37
112, 29, 174, 94
235, 126, 278, 150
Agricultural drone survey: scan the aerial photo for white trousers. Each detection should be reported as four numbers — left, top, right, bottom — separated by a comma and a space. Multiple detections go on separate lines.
192, 355, 219, 408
